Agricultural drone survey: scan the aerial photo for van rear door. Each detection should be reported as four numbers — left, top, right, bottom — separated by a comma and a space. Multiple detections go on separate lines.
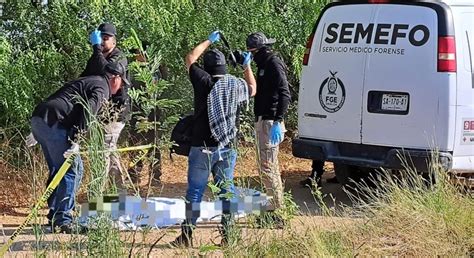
298, 5, 376, 143
361, 3, 456, 151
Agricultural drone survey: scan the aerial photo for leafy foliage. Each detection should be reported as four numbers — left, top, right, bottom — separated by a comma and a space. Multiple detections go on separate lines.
0, 0, 328, 133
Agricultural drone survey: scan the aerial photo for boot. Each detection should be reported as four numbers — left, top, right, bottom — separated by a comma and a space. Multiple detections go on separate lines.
170, 223, 193, 248
218, 225, 229, 247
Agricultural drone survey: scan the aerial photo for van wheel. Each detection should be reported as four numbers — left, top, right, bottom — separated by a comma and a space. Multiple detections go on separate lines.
334, 163, 376, 187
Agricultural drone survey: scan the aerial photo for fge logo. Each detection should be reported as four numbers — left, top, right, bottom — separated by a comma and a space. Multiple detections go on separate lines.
319, 71, 346, 113
324, 23, 430, 46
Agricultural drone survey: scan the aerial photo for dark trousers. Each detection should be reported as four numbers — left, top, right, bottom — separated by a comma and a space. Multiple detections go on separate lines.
310, 160, 325, 179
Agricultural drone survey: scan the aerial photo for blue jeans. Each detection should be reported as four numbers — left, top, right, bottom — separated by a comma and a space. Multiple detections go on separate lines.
184, 146, 237, 227
31, 117, 83, 226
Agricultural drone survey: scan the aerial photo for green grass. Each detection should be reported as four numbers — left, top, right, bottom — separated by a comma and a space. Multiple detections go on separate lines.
2, 128, 473, 257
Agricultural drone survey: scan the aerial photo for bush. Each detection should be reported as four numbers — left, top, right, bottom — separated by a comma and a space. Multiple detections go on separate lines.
0, 0, 328, 133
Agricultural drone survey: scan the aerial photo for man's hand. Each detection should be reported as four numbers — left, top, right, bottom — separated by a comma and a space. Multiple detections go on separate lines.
63, 143, 80, 159
89, 29, 102, 46
208, 31, 220, 44
270, 122, 283, 145
242, 51, 252, 67
25, 133, 38, 147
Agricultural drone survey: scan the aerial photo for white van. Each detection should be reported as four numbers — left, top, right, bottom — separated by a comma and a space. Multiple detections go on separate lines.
292, 0, 474, 184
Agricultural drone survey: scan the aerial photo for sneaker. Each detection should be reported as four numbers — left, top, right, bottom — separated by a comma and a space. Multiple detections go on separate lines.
169, 232, 192, 248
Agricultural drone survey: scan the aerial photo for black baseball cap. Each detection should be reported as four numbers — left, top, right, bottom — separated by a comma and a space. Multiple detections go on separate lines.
246, 32, 276, 50
104, 62, 130, 86
98, 23, 116, 37
203, 49, 227, 75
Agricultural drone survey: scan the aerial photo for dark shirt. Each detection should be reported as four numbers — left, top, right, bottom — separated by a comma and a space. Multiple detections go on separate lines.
32, 76, 111, 139
189, 63, 219, 147
254, 51, 291, 122
81, 45, 130, 121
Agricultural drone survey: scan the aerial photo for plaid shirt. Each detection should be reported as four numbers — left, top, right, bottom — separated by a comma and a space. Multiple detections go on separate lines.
207, 74, 249, 149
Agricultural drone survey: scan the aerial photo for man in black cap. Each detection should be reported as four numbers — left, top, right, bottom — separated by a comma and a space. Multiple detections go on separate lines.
170, 31, 256, 247
29, 62, 129, 233
81, 22, 130, 189
246, 32, 291, 225
81, 23, 126, 77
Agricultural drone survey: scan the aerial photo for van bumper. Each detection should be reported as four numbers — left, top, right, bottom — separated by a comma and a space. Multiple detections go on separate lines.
292, 137, 453, 172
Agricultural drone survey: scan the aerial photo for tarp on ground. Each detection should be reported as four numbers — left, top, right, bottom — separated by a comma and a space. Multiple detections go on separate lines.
78, 187, 269, 230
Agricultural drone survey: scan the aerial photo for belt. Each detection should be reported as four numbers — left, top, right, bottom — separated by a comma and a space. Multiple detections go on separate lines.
255, 115, 275, 122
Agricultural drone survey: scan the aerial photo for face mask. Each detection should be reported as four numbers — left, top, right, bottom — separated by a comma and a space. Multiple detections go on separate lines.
253, 47, 271, 67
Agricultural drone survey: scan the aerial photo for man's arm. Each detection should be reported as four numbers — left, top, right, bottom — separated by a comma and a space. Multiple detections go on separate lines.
273, 60, 291, 122
185, 31, 220, 72
185, 40, 211, 72
81, 45, 126, 77
88, 84, 109, 116
81, 45, 110, 77
74, 83, 109, 135
242, 52, 256, 97
243, 66, 256, 97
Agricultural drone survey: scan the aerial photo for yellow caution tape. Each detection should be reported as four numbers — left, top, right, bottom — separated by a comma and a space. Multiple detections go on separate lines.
0, 157, 72, 256
79, 144, 154, 154
128, 148, 150, 168
0, 144, 154, 256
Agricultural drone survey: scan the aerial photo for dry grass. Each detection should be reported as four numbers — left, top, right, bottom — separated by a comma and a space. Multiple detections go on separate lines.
345, 170, 474, 256
1, 136, 473, 256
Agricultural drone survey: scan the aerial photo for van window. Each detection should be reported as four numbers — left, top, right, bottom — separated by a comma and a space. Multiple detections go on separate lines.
466, 31, 473, 73
461, 13, 474, 73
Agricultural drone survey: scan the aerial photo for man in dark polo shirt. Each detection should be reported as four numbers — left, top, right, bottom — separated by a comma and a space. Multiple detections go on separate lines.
29, 62, 129, 233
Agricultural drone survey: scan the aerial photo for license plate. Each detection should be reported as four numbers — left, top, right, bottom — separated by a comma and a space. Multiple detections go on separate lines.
381, 94, 409, 111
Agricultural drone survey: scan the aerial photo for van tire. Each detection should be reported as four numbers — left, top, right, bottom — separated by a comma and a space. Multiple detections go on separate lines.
334, 163, 376, 186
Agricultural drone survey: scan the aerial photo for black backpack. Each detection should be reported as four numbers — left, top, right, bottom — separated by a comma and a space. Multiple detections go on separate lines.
170, 113, 194, 157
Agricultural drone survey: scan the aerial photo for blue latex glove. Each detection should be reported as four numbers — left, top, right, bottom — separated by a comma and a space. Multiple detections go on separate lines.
208, 31, 220, 43
89, 29, 102, 46
270, 122, 283, 145
242, 51, 252, 67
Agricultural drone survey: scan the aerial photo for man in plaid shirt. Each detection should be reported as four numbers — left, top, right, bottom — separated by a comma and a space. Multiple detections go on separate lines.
170, 31, 256, 247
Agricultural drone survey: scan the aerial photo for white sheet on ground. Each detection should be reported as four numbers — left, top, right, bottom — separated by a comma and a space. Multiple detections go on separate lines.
78, 187, 269, 230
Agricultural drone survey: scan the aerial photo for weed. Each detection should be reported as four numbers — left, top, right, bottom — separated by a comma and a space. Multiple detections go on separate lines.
344, 161, 474, 256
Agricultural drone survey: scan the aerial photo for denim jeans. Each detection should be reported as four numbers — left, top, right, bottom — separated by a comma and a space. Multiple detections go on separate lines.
31, 117, 84, 226
184, 146, 237, 228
